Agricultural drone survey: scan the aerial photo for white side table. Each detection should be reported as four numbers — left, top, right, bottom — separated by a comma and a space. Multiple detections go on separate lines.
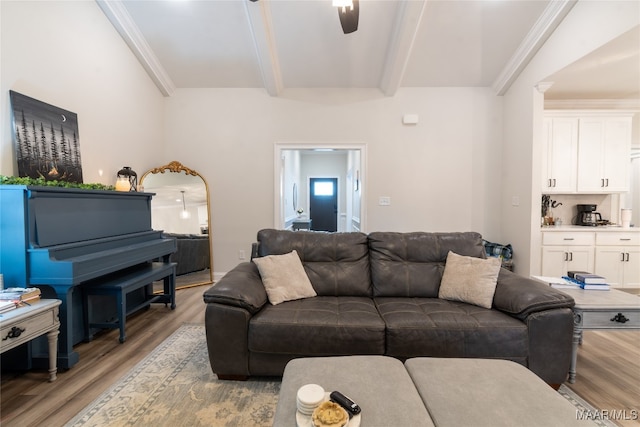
0, 299, 62, 382
555, 288, 640, 383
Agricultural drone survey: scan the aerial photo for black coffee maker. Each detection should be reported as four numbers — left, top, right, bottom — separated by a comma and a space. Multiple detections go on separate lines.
576, 204, 602, 226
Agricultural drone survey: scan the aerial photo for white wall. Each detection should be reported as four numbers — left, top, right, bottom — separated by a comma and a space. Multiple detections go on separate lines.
0, 1, 165, 182
502, 1, 639, 275
151, 205, 204, 235
348, 149, 362, 231
11, 2, 634, 278
163, 87, 504, 274
282, 149, 301, 224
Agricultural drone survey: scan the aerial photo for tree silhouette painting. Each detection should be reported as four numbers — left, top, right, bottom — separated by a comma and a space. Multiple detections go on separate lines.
9, 90, 83, 183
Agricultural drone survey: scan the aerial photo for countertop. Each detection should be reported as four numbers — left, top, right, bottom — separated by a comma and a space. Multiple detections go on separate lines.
541, 225, 640, 232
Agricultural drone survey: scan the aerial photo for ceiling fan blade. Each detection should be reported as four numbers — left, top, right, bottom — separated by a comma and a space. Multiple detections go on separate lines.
338, 0, 359, 34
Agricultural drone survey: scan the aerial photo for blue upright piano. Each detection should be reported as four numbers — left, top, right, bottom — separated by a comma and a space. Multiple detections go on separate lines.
0, 186, 176, 369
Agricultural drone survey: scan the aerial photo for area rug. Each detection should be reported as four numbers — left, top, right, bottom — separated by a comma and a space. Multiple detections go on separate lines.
65, 324, 280, 427
67, 324, 616, 427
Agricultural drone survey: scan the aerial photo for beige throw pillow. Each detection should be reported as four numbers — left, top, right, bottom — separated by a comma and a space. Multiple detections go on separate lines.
438, 251, 501, 309
252, 250, 317, 305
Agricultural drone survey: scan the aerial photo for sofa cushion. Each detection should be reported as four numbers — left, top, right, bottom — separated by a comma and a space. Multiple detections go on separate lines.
249, 296, 385, 355
256, 229, 371, 297
438, 251, 501, 309
374, 297, 528, 363
252, 250, 317, 305
368, 232, 486, 298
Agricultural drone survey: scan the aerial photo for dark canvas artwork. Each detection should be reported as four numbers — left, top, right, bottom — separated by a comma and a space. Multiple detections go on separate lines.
10, 90, 83, 183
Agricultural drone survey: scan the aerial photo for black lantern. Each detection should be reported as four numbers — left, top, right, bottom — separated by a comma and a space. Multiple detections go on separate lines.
116, 166, 138, 192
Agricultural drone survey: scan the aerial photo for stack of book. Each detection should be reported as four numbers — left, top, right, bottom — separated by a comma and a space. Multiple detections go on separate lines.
532, 276, 580, 289
0, 287, 42, 306
562, 271, 610, 290
0, 300, 18, 314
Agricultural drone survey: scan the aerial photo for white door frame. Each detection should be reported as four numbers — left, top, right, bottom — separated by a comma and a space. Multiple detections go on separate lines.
274, 142, 367, 232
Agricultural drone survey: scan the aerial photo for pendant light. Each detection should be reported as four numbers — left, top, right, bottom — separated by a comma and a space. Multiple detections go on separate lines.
180, 190, 190, 219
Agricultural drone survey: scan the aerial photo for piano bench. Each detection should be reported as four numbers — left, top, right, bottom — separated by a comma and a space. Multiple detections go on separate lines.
83, 262, 176, 343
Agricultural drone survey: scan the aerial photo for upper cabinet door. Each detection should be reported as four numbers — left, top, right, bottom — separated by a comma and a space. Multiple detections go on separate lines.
577, 116, 632, 193
577, 118, 605, 192
602, 117, 632, 192
542, 118, 578, 193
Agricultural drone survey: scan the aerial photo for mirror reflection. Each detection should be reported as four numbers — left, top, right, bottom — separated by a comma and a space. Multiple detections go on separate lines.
140, 161, 212, 288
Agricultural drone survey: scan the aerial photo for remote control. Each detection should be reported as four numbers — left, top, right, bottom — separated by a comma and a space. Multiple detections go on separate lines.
330, 391, 361, 417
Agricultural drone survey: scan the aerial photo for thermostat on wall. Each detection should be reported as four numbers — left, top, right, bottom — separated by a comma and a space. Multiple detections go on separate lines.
402, 114, 419, 125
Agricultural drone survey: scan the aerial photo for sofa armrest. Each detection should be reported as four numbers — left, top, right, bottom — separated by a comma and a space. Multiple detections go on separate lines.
493, 269, 574, 319
525, 307, 574, 384
203, 262, 267, 314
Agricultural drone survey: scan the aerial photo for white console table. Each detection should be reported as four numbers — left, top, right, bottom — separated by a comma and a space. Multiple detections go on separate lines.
0, 299, 61, 382
556, 288, 640, 383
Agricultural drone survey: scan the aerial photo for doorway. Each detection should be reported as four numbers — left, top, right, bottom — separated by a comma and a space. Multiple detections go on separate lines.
274, 143, 367, 232
309, 177, 338, 231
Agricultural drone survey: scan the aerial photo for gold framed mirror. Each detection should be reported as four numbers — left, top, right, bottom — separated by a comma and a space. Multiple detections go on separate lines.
140, 161, 213, 289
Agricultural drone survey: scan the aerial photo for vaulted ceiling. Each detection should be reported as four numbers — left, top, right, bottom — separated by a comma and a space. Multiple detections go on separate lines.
97, 0, 639, 100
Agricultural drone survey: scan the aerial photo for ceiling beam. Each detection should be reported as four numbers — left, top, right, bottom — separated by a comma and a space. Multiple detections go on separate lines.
492, 0, 577, 96
96, 0, 175, 97
245, 0, 283, 97
379, 0, 427, 97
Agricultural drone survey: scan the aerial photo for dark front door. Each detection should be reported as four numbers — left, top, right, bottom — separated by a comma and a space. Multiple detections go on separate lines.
309, 178, 338, 232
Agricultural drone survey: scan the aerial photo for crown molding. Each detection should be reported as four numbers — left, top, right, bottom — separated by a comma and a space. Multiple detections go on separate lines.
492, 0, 577, 96
544, 99, 640, 111
535, 81, 554, 93
379, 0, 427, 97
245, 0, 283, 96
96, 0, 175, 97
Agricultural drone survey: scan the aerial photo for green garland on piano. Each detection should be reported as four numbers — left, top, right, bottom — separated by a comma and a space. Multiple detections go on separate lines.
0, 175, 114, 190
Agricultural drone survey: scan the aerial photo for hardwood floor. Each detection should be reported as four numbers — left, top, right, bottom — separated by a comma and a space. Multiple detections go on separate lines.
567, 329, 640, 427
1, 285, 206, 427
1, 286, 639, 427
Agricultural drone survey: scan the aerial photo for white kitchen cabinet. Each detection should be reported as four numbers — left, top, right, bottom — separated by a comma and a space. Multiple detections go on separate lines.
576, 116, 632, 193
541, 246, 594, 278
542, 118, 578, 193
541, 232, 595, 277
594, 232, 640, 288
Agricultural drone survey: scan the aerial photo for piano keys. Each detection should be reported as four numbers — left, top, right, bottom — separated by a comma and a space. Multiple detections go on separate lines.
0, 185, 176, 369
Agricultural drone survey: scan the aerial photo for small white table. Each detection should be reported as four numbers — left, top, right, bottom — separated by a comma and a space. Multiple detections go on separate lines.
0, 299, 62, 382
556, 288, 640, 383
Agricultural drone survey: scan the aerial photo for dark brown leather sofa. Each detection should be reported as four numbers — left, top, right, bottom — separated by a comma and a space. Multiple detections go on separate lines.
203, 229, 574, 385
163, 233, 210, 276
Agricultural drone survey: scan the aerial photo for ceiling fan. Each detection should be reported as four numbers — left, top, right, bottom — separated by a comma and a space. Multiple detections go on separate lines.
335, 0, 359, 34
249, 0, 359, 34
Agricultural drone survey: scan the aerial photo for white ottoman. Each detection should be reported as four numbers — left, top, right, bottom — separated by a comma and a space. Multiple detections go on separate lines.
273, 355, 433, 427
405, 358, 595, 427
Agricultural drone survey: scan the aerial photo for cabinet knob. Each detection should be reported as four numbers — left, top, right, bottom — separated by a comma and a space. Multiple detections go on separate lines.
610, 313, 629, 324
2, 326, 25, 341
